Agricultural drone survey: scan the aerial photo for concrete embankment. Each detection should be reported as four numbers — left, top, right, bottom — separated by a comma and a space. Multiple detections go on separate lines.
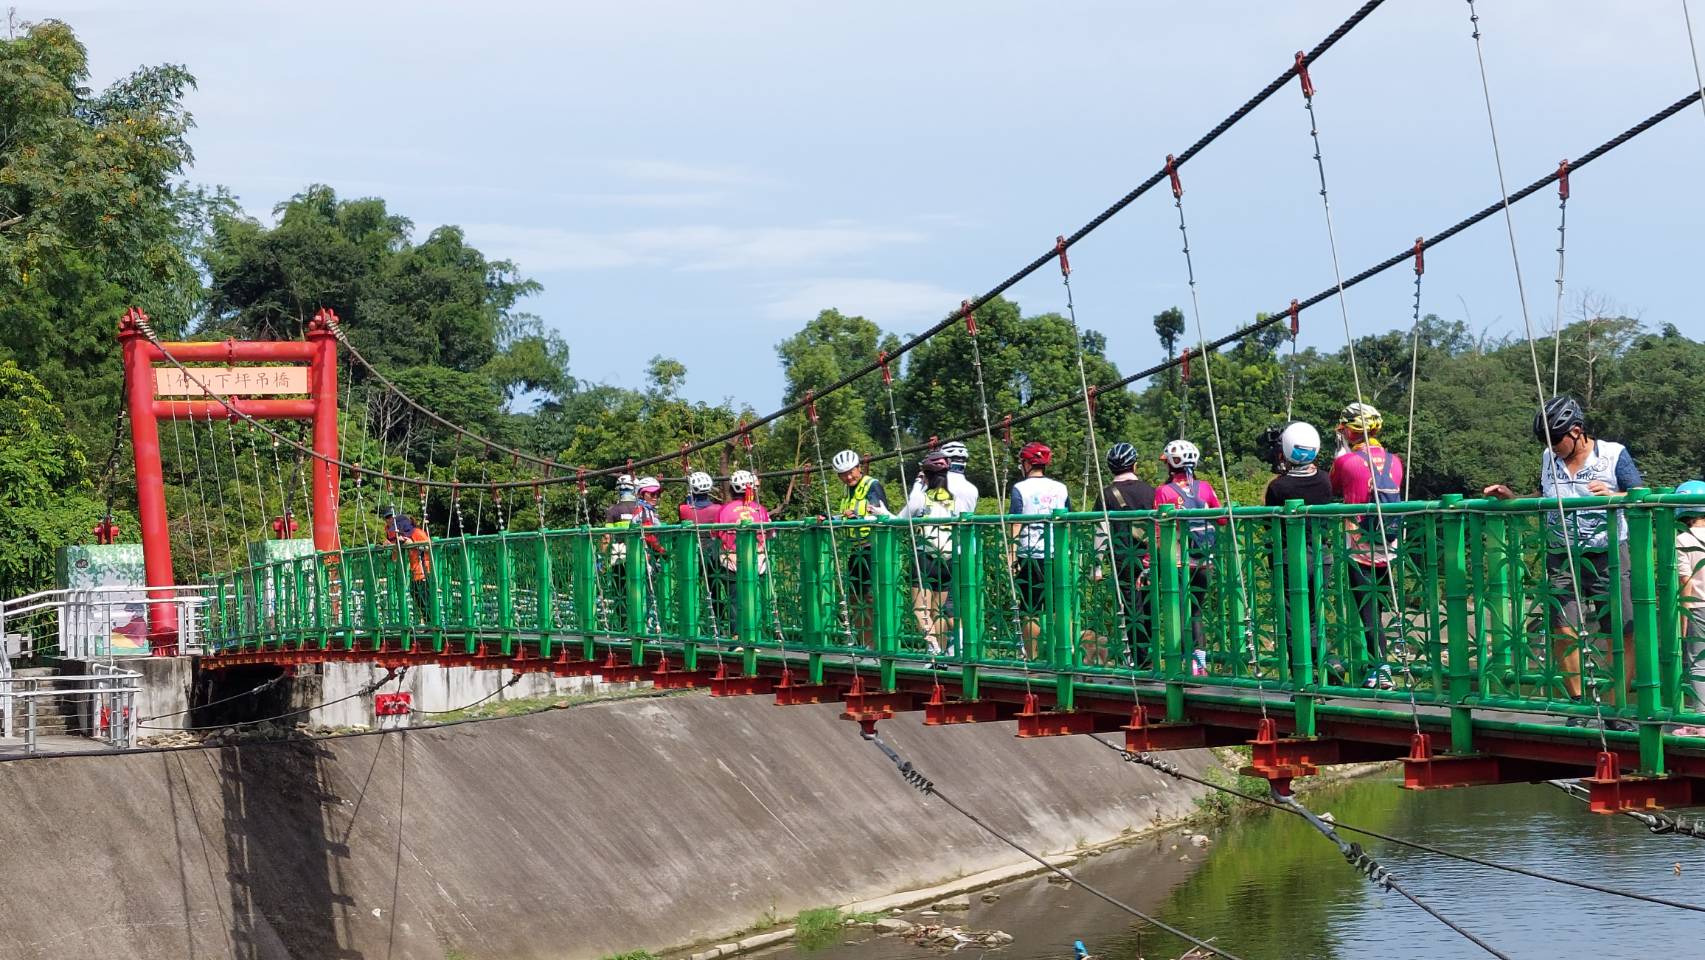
0, 691, 1222, 960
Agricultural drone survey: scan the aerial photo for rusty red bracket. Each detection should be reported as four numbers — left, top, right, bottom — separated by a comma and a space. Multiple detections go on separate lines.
773, 667, 844, 706
1165, 154, 1182, 199
1000, 414, 1012, 445
961, 299, 977, 336
1557, 158, 1570, 201
1288, 298, 1300, 336
576, 468, 586, 495
1241, 717, 1336, 795
1400, 732, 1502, 790
1583, 751, 1693, 813
1294, 50, 1314, 99
1121, 703, 1210, 752
922, 682, 999, 725
1086, 384, 1099, 417
841, 672, 915, 716
650, 654, 717, 690
877, 349, 893, 385
1180, 348, 1191, 381
1056, 235, 1071, 277
1413, 237, 1425, 277
804, 390, 818, 424
709, 662, 774, 697
1015, 692, 1097, 738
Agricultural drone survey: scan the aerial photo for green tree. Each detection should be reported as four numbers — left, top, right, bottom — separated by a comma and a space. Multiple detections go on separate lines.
0, 361, 111, 595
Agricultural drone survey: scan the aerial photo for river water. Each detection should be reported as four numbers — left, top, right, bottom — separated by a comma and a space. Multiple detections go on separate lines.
770, 774, 1705, 960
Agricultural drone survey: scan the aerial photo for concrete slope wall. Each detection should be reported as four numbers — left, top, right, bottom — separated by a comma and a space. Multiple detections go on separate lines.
0, 692, 1219, 960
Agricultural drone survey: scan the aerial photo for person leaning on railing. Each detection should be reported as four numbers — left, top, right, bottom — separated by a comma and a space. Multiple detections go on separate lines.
380, 505, 432, 622
1671, 479, 1705, 737
1483, 395, 1642, 730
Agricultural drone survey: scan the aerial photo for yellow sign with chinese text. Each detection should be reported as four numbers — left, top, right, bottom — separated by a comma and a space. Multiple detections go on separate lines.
154, 366, 309, 397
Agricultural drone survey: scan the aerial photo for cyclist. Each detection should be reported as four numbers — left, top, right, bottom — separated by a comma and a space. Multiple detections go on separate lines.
1153, 440, 1222, 676
602, 473, 643, 625
381, 505, 433, 621
900, 452, 956, 657
925, 439, 980, 513
1329, 402, 1406, 690
1091, 441, 1157, 668
632, 476, 668, 560
1008, 441, 1070, 660
1263, 421, 1339, 680
1674, 479, 1705, 736
833, 449, 891, 646
679, 470, 727, 629
717, 469, 772, 641
1484, 395, 1642, 727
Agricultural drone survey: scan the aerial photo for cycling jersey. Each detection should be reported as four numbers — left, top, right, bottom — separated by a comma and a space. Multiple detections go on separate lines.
1009, 475, 1070, 559
1539, 438, 1642, 549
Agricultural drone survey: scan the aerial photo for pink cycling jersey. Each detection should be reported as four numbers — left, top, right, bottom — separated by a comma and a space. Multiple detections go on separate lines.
716, 497, 771, 553
1330, 442, 1405, 565
1153, 475, 1223, 514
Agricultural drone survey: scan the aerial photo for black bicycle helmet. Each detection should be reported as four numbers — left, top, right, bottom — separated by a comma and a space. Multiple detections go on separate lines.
1105, 441, 1138, 471
1533, 395, 1584, 444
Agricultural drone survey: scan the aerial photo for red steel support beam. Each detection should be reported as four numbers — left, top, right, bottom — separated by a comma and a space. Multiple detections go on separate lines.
118, 310, 177, 654
154, 399, 319, 421
307, 311, 341, 554
142, 340, 316, 363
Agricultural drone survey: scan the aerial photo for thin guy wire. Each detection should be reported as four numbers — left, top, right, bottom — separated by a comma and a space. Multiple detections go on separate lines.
965, 322, 1033, 690
1466, 0, 1609, 747
1297, 60, 1420, 727
1403, 248, 1425, 501
1550, 176, 1570, 397
879, 375, 940, 658
1687, 0, 1705, 126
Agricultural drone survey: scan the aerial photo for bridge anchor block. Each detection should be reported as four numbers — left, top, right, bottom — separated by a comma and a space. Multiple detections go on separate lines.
922, 683, 999, 725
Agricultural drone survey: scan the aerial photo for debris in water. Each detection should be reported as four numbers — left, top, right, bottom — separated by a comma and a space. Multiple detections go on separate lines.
901, 923, 1013, 951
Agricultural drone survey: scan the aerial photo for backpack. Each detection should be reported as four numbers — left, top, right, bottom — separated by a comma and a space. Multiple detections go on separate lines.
1354, 449, 1405, 550
918, 487, 956, 557
1172, 479, 1218, 552
1104, 483, 1149, 564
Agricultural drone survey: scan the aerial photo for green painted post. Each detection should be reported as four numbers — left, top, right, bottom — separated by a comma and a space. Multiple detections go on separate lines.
954, 520, 984, 701
872, 520, 900, 691
311, 556, 330, 650
1654, 498, 1681, 711
573, 530, 598, 660
457, 542, 477, 653
1481, 515, 1514, 693
676, 528, 701, 671
1440, 494, 1474, 754
737, 526, 760, 677
1625, 490, 1664, 775
1156, 504, 1185, 722
496, 536, 516, 655
1046, 512, 1075, 710
624, 529, 647, 665
799, 523, 827, 684
535, 532, 555, 659
1284, 500, 1316, 736
361, 549, 380, 649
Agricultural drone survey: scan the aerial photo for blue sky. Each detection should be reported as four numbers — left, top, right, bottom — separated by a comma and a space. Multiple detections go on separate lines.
38, 0, 1705, 409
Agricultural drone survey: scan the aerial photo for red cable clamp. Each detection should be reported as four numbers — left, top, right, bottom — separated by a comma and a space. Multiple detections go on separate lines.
737, 420, 753, 451
679, 443, 690, 472
1001, 414, 1013, 445
804, 389, 818, 424
1056, 235, 1071, 277
1557, 158, 1570, 201
1180, 348, 1192, 381
1165, 154, 1182, 199
576, 468, 587, 495
961, 299, 977, 336
492, 486, 503, 504
1413, 237, 1425, 277
417, 483, 427, 501
1288, 298, 1300, 336
625, 458, 634, 478
1086, 384, 1099, 417
533, 483, 543, 503
877, 349, 892, 385
927, 434, 939, 450
1294, 50, 1314, 99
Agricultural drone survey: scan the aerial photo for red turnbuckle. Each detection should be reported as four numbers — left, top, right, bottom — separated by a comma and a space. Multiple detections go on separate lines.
1165, 154, 1182, 199
1056, 235, 1071, 277
961, 299, 977, 336
877, 349, 893, 385
1086, 384, 1099, 417
1294, 50, 1314, 99
805, 390, 818, 424
1180, 348, 1192, 381
1413, 237, 1425, 277
576, 467, 587, 495
533, 483, 543, 504
492, 486, 503, 505
1288, 298, 1300, 336
1557, 158, 1570, 201
1001, 414, 1012, 445
738, 420, 754, 451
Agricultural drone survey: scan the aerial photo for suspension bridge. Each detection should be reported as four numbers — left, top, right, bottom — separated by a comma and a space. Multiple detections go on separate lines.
6, 2, 1705, 955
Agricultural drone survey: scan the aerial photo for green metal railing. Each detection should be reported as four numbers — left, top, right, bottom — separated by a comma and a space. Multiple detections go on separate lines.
209, 490, 1705, 769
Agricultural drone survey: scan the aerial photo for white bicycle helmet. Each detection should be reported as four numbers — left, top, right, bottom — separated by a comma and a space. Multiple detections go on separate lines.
729, 469, 758, 494
636, 476, 661, 495
687, 471, 715, 495
831, 449, 861, 473
1161, 439, 1200, 471
1279, 421, 1321, 467
615, 473, 638, 494
939, 440, 970, 465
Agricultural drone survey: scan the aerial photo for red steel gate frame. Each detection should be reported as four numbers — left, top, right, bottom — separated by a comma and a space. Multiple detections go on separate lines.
117, 307, 341, 655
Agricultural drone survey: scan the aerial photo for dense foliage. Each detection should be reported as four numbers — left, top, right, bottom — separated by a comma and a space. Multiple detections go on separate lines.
2, 19, 1702, 591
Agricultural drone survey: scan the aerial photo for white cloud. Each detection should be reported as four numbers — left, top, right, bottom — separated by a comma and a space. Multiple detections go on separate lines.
762, 278, 960, 325
618, 159, 775, 187
461, 223, 927, 273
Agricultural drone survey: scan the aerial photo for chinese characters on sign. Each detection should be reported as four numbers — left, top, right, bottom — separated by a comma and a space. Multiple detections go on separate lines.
153, 366, 309, 397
